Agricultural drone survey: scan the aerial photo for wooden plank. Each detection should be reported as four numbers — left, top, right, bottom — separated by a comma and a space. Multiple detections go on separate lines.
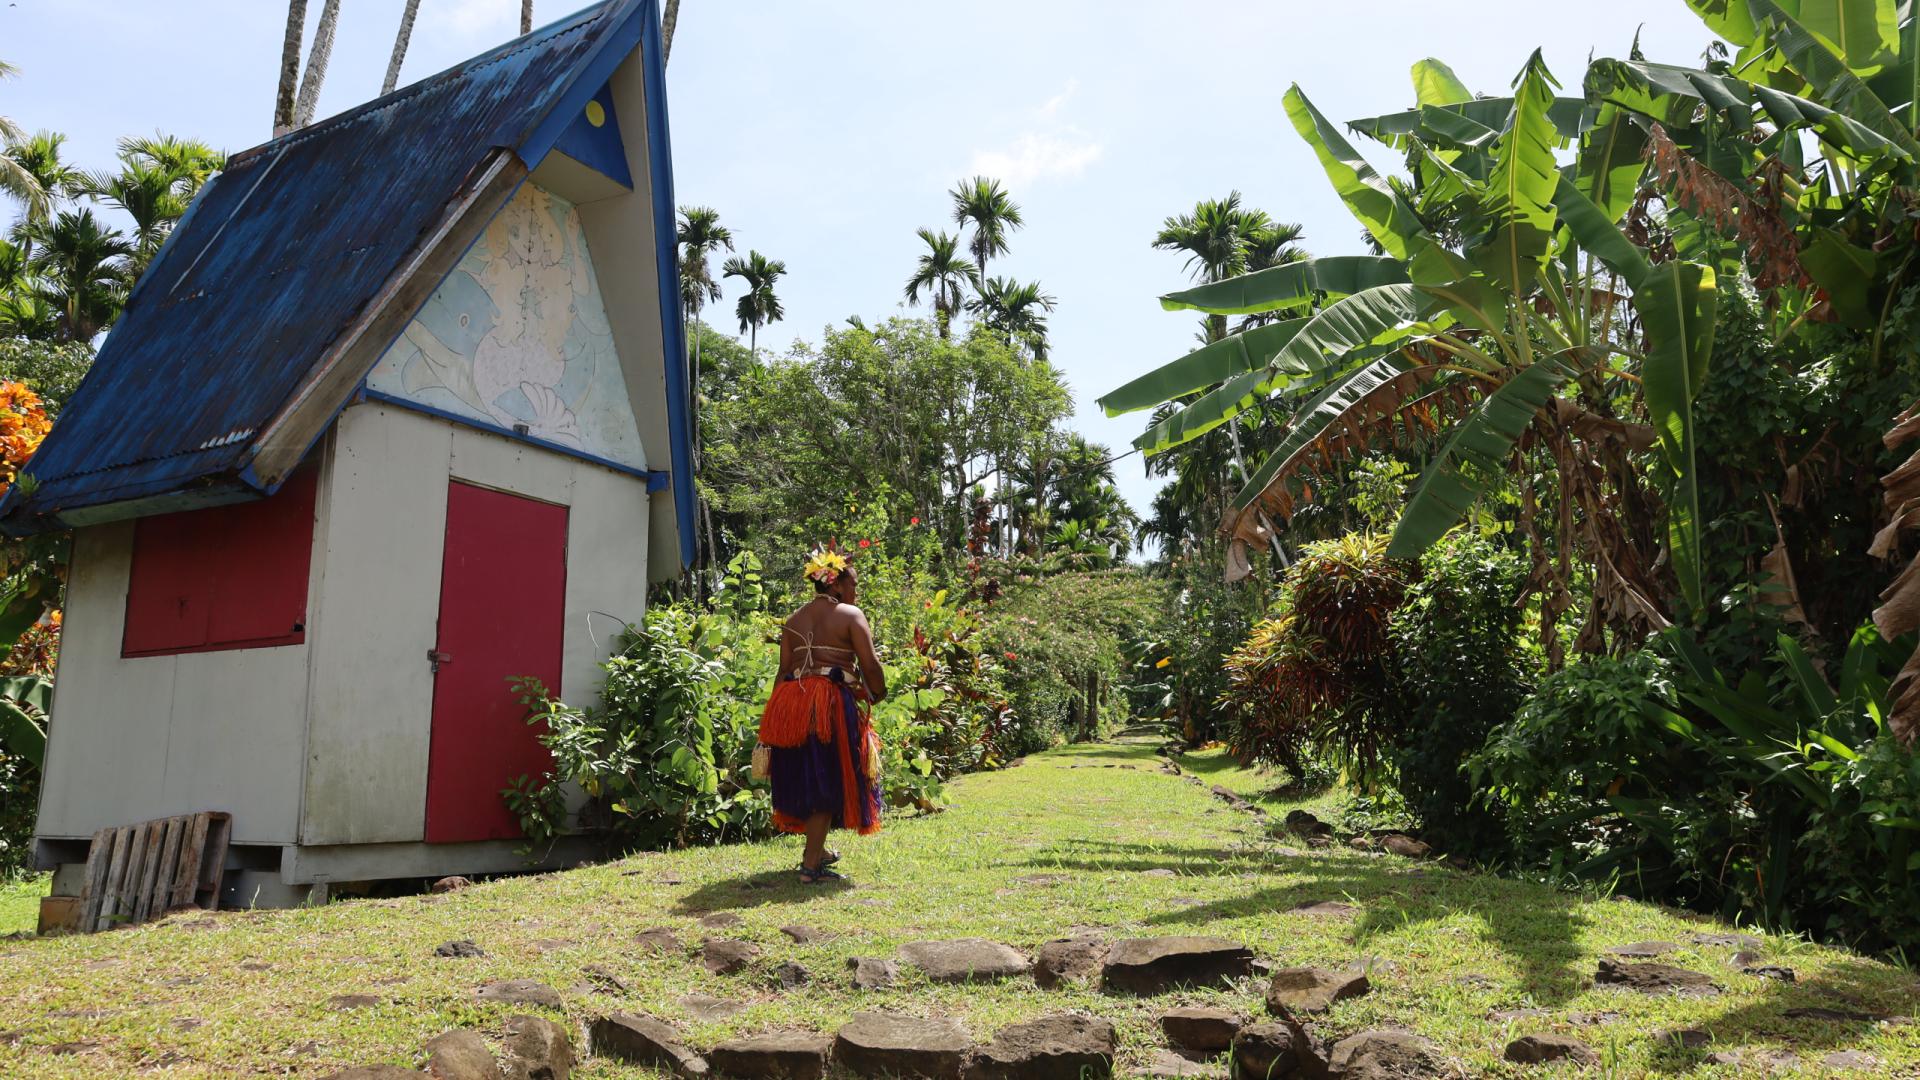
171, 813, 210, 910
95, 824, 135, 932
76, 827, 111, 933
133, 818, 172, 924
116, 821, 152, 930
195, 812, 231, 910
150, 816, 186, 918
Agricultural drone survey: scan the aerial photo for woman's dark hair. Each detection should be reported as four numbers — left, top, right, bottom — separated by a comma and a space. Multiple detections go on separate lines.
811, 566, 855, 594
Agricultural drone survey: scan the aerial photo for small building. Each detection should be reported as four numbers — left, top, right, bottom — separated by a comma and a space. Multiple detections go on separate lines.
5, 0, 692, 905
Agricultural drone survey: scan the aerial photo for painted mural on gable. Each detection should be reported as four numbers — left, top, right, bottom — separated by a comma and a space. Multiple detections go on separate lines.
367, 183, 647, 471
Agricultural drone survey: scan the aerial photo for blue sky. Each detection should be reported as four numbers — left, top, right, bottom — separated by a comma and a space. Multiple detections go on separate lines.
2, 0, 1721, 520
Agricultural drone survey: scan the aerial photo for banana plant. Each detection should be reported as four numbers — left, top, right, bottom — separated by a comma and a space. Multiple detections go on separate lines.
1101, 51, 1721, 620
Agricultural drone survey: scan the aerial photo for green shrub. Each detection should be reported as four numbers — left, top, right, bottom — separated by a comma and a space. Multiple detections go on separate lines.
982, 570, 1165, 753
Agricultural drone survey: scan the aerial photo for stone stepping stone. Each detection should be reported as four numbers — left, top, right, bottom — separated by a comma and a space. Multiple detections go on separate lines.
710, 1032, 832, 1080
898, 938, 1027, 984
1033, 938, 1106, 990
1605, 941, 1679, 958
504, 1016, 575, 1080
1690, 932, 1762, 949
1329, 1031, 1440, 1078
581, 964, 632, 993
421, 1030, 499, 1080
699, 913, 742, 929
475, 980, 562, 1009
1451, 974, 1496, 990
590, 1013, 710, 1077
1380, 835, 1430, 858
834, 1012, 971, 1080
847, 957, 899, 990
1743, 963, 1795, 981
636, 928, 683, 954
703, 939, 761, 975
1160, 1006, 1241, 1052
774, 962, 810, 989
1594, 958, 1718, 996
779, 925, 819, 944
1565, 1011, 1623, 1026
1663, 1028, 1710, 1049
1728, 950, 1764, 967
1013, 873, 1069, 886
533, 939, 575, 952
1264, 967, 1370, 1015
677, 994, 747, 1022
1102, 936, 1253, 995
239, 962, 272, 971
1504, 1033, 1596, 1065
1706, 1048, 1798, 1068
326, 994, 380, 1011
1132, 1049, 1221, 1078
1290, 901, 1356, 917
434, 940, 485, 958
432, 876, 473, 893
1825, 1050, 1881, 1070
1344, 956, 1397, 977
967, 1014, 1117, 1080
1230, 1024, 1297, 1080
1488, 1009, 1550, 1022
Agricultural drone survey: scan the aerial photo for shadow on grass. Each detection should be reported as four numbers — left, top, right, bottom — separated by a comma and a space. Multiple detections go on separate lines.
668, 871, 857, 915
1020, 838, 1597, 1006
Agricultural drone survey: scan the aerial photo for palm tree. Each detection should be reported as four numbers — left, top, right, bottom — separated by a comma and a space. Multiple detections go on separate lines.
118, 133, 225, 191
1234, 221, 1308, 331
678, 207, 733, 331
5, 131, 86, 263
382, 0, 422, 95
522, 0, 534, 35
81, 136, 223, 279
950, 176, 1023, 284
903, 228, 977, 338
721, 250, 785, 356
291, 0, 342, 130
24, 209, 134, 342
662, 0, 681, 62
966, 276, 1056, 359
274, 1, 309, 136
1152, 192, 1272, 343
0, 62, 47, 229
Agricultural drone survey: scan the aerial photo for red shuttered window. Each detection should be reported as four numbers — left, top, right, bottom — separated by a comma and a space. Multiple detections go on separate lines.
122, 470, 319, 657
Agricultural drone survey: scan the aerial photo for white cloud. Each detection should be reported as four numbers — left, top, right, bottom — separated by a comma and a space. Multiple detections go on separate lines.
1038, 79, 1078, 118
971, 128, 1103, 188
419, 0, 517, 46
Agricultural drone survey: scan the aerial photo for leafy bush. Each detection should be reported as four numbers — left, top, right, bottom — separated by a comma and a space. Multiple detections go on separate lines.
1478, 624, 1920, 952
981, 570, 1166, 753
1388, 533, 1527, 860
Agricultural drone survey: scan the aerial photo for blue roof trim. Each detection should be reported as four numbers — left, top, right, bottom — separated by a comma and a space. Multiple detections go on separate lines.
552, 81, 633, 188
361, 389, 668, 487
518, 0, 651, 171
639, 0, 696, 567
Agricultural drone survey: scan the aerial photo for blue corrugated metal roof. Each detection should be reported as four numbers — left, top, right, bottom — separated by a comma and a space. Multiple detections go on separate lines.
0, 0, 688, 550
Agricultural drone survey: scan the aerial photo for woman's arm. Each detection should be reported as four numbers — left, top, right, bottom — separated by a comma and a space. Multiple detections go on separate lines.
849, 608, 886, 703
776, 621, 794, 681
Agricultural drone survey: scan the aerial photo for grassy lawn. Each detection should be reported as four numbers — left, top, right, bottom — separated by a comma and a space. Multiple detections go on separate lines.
0, 736, 1914, 1078
0, 875, 47, 937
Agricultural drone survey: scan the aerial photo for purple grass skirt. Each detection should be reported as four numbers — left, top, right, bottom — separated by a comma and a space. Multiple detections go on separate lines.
768, 671, 881, 835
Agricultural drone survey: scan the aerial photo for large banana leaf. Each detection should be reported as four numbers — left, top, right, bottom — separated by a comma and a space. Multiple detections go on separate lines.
1578, 103, 1649, 222
1687, 0, 1759, 46
1792, 0, 1901, 75
1749, 0, 1920, 156
1098, 318, 1309, 417
1157, 255, 1410, 316
1387, 361, 1570, 559
1284, 85, 1433, 263
1471, 53, 1562, 294
0, 674, 49, 770
1411, 58, 1473, 107
1552, 174, 1653, 289
1230, 358, 1439, 512
1636, 262, 1720, 615
1588, 57, 1907, 161
1800, 225, 1880, 327
1349, 97, 1587, 150
1131, 284, 1431, 454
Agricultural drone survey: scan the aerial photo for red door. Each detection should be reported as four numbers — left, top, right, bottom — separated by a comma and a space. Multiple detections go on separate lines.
424, 481, 568, 843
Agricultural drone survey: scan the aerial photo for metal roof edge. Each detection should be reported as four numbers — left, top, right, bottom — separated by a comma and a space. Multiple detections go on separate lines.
515, 0, 654, 171
637, 0, 696, 569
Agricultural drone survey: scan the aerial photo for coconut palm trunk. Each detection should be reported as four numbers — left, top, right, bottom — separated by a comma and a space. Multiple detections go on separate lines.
662, 0, 681, 63
274, 0, 308, 136
291, 0, 341, 130
522, 0, 533, 34
382, 0, 422, 95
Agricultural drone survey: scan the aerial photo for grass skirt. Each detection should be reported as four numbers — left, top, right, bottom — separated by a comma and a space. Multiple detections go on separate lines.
760, 672, 881, 836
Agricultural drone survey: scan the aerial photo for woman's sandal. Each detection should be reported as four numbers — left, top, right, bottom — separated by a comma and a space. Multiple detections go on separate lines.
819, 849, 841, 867
798, 863, 847, 885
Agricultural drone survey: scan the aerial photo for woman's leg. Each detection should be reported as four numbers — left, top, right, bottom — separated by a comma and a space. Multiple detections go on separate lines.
801, 812, 833, 869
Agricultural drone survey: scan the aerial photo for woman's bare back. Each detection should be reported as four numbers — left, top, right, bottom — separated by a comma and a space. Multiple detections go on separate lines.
780, 596, 886, 700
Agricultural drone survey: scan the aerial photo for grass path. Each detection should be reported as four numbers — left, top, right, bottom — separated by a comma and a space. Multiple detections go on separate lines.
0, 736, 1916, 1077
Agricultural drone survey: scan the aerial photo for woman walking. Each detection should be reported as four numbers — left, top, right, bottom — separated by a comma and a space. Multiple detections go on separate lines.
757, 546, 885, 883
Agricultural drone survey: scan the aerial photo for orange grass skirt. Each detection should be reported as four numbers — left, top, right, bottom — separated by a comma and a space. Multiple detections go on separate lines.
760, 674, 881, 837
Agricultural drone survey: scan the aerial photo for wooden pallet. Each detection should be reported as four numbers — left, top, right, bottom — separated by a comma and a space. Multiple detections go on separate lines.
75, 811, 230, 933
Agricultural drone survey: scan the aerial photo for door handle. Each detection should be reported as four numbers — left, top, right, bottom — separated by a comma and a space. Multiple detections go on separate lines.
429, 649, 452, 672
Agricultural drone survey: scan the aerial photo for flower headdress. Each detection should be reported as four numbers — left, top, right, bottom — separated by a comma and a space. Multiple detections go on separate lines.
804, 543, 850, 586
